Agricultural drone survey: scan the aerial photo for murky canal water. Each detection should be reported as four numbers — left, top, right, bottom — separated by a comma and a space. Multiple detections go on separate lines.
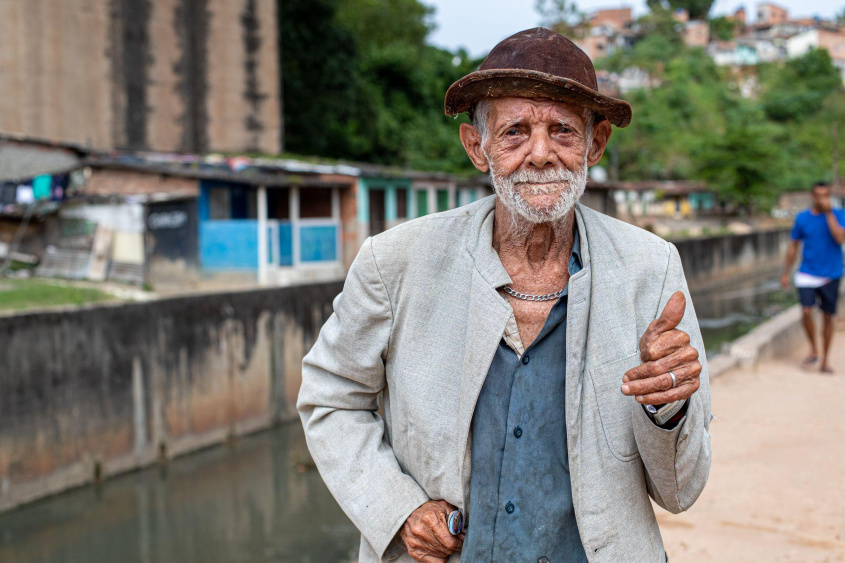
0, 424, 360, 563
694, 274, 797, 356
0, 274, 796, 563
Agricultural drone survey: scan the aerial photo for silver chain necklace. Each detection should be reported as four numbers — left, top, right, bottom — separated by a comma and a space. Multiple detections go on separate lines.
500, 285, 566, 302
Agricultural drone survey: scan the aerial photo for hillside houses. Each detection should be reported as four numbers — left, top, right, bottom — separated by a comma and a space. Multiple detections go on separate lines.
574, 2, 845, 94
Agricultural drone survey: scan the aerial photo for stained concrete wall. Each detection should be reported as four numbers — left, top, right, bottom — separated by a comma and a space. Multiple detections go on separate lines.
0, 281, 341, 512
673, 228, 792, 291
0, 0, 280, 154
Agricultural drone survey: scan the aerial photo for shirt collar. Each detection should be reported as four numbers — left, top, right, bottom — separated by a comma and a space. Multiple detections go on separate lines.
569, 225, 582, 276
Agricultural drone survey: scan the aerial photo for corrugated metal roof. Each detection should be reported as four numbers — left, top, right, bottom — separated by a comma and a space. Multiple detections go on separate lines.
0, 142, 82, 182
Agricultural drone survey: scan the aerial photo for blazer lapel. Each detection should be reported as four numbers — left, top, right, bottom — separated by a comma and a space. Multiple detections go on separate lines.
566, 205, 592, 454
457, 266, 512, 511
458, 197, 513, 512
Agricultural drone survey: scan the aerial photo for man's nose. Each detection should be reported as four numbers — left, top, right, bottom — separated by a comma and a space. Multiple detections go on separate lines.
526, 132, 558, 169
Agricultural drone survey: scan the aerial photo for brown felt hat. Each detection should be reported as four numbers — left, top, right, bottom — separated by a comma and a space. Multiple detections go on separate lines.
444, 27, 632, 128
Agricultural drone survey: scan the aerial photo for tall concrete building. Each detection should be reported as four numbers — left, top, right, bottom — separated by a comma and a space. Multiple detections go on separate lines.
0, 0, 281, 154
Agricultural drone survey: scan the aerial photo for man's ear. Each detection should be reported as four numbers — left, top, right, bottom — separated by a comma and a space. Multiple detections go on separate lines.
587, 119, 612, 167
460, 123, 490, 173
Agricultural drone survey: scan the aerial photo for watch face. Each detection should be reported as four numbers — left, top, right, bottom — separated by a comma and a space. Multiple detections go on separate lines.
645, 404, 659, 415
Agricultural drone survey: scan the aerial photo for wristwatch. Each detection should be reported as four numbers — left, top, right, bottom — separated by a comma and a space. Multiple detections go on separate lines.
644, 400, 687, 426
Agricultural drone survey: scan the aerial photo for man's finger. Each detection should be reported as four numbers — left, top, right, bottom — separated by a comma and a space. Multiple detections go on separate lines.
652, 291, 686, 334
431, 516, 463, 552
413, 517, 455, 557
624, 345, 698, 382
639, 328, 690, 362
635, 373, 701, 405
407, 549, 447, 563
405, 533, 452, 560
622, 357, 699, 396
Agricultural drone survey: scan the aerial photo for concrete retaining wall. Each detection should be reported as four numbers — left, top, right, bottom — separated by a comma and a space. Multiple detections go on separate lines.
709, 283, 845, 378
673, 228, 791, 292
0, 281, 342, 512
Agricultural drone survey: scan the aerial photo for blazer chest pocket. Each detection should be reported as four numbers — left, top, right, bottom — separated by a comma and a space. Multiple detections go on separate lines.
589, 352, 642, 462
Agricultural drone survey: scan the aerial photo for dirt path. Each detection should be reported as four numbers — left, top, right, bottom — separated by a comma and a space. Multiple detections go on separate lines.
657, 322, 845, 562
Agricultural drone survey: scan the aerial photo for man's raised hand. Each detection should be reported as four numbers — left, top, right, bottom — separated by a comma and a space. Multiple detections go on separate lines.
621, 291, 702, 405
401, 500, 464, 563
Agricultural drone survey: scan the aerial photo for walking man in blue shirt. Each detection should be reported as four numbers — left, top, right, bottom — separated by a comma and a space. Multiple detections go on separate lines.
781, 182, 845, 374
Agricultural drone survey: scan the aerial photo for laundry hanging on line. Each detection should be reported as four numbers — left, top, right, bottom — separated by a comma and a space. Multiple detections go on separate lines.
32, 175, 52, 201
16, 184, 34, 204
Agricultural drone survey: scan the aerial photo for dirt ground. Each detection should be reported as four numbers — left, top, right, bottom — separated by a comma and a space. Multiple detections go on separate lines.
657, 321, 845, 562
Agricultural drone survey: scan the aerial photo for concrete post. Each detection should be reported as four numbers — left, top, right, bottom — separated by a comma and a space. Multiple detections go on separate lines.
257, 185, 268, 285
332, 188, 341, 263
291, 187, 301, 267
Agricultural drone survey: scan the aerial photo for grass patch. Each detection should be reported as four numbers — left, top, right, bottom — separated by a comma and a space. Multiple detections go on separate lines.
0, 279, 115, 312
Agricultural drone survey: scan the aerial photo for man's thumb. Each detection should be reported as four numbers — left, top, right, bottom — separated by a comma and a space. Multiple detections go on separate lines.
654, 291, 686, 333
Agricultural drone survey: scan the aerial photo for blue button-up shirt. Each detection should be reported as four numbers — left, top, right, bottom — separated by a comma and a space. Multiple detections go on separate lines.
463, 229, 588, 563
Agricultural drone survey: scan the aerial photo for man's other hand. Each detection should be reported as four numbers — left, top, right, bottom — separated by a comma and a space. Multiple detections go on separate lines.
781, 272, 791, 291
401, 500, 464, 563
621, 291, 702, 405
818, 196, 833, 213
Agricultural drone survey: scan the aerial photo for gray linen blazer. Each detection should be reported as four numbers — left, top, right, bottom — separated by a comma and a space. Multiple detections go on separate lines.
297, 195, 712, 563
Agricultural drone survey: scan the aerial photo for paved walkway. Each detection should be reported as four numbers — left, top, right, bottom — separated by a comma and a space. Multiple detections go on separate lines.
657, 320, 845, 562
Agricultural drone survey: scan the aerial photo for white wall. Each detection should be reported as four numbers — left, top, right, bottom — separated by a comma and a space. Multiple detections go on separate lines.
60, 202, 146, 233
787, 30, 819, 59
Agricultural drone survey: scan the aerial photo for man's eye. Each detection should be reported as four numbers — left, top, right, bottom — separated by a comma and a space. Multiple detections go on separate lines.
506, 128, 519, 136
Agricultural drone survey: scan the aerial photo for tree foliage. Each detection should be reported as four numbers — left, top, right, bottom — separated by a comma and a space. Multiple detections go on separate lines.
760, 49, 842, 122
599, 35, 844, 209
536, 0, 586, 37
280, 0, 845, 208
692, 102, 786, 211
648, 0, 715, 20
279, 0, 479, 172
708, 16, 736, 41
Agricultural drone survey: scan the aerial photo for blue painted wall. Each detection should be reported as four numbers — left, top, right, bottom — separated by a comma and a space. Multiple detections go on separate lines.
301, 225, 338, 262
278, 223, 294, 266
200, 221, 258, 271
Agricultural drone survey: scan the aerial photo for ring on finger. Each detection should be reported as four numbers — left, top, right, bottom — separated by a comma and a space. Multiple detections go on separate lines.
669, 370, 677, 388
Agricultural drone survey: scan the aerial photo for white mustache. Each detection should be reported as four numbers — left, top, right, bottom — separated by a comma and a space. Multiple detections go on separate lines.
488, 158, 588, 225
515, 182, 568, 195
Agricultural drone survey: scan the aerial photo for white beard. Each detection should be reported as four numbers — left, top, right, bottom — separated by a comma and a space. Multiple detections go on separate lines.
488, 155, 588, 225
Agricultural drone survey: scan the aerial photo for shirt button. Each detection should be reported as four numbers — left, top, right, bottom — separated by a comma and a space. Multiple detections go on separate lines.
513, 426, 523, 438
522, 354, 530, 365
505, 501, 515, 514
538, 558, 551, 563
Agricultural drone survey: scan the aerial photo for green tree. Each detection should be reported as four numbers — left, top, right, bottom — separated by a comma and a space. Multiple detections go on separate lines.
760, 49, 842, 122
692, 102, 785, 212
535, 0, 586, 37
279, 0, 363, 158
708, 16, 736, 40
280, 0, 479, 172
647, 0, 714, 19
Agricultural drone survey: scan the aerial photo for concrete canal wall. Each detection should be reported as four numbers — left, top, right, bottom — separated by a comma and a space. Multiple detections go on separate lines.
0, 226, 798, 512
0, 281, 341, 513
673, 228, 791, 292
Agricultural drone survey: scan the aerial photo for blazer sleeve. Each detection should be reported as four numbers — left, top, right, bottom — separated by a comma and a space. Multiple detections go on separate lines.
297, 237, 429, 559
631, 242, 713, 514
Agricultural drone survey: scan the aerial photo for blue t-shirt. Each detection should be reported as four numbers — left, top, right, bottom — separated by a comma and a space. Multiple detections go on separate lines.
791, 208, 845, 279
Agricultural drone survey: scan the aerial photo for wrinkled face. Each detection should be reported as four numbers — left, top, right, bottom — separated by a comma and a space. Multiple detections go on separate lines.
467, 97, 606, 224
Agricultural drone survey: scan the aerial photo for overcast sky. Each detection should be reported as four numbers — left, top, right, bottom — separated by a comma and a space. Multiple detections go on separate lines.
424, 0, 845, 57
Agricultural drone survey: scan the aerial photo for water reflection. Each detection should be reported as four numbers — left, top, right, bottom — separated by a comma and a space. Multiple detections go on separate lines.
693, 274, 797, 356
0, 424, 360, 563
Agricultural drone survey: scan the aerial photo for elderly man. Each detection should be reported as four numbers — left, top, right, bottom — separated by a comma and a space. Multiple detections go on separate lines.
298, 28, 711, 563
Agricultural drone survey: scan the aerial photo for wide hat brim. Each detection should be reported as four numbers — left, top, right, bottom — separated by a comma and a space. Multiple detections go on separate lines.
444, 68, 633, 128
